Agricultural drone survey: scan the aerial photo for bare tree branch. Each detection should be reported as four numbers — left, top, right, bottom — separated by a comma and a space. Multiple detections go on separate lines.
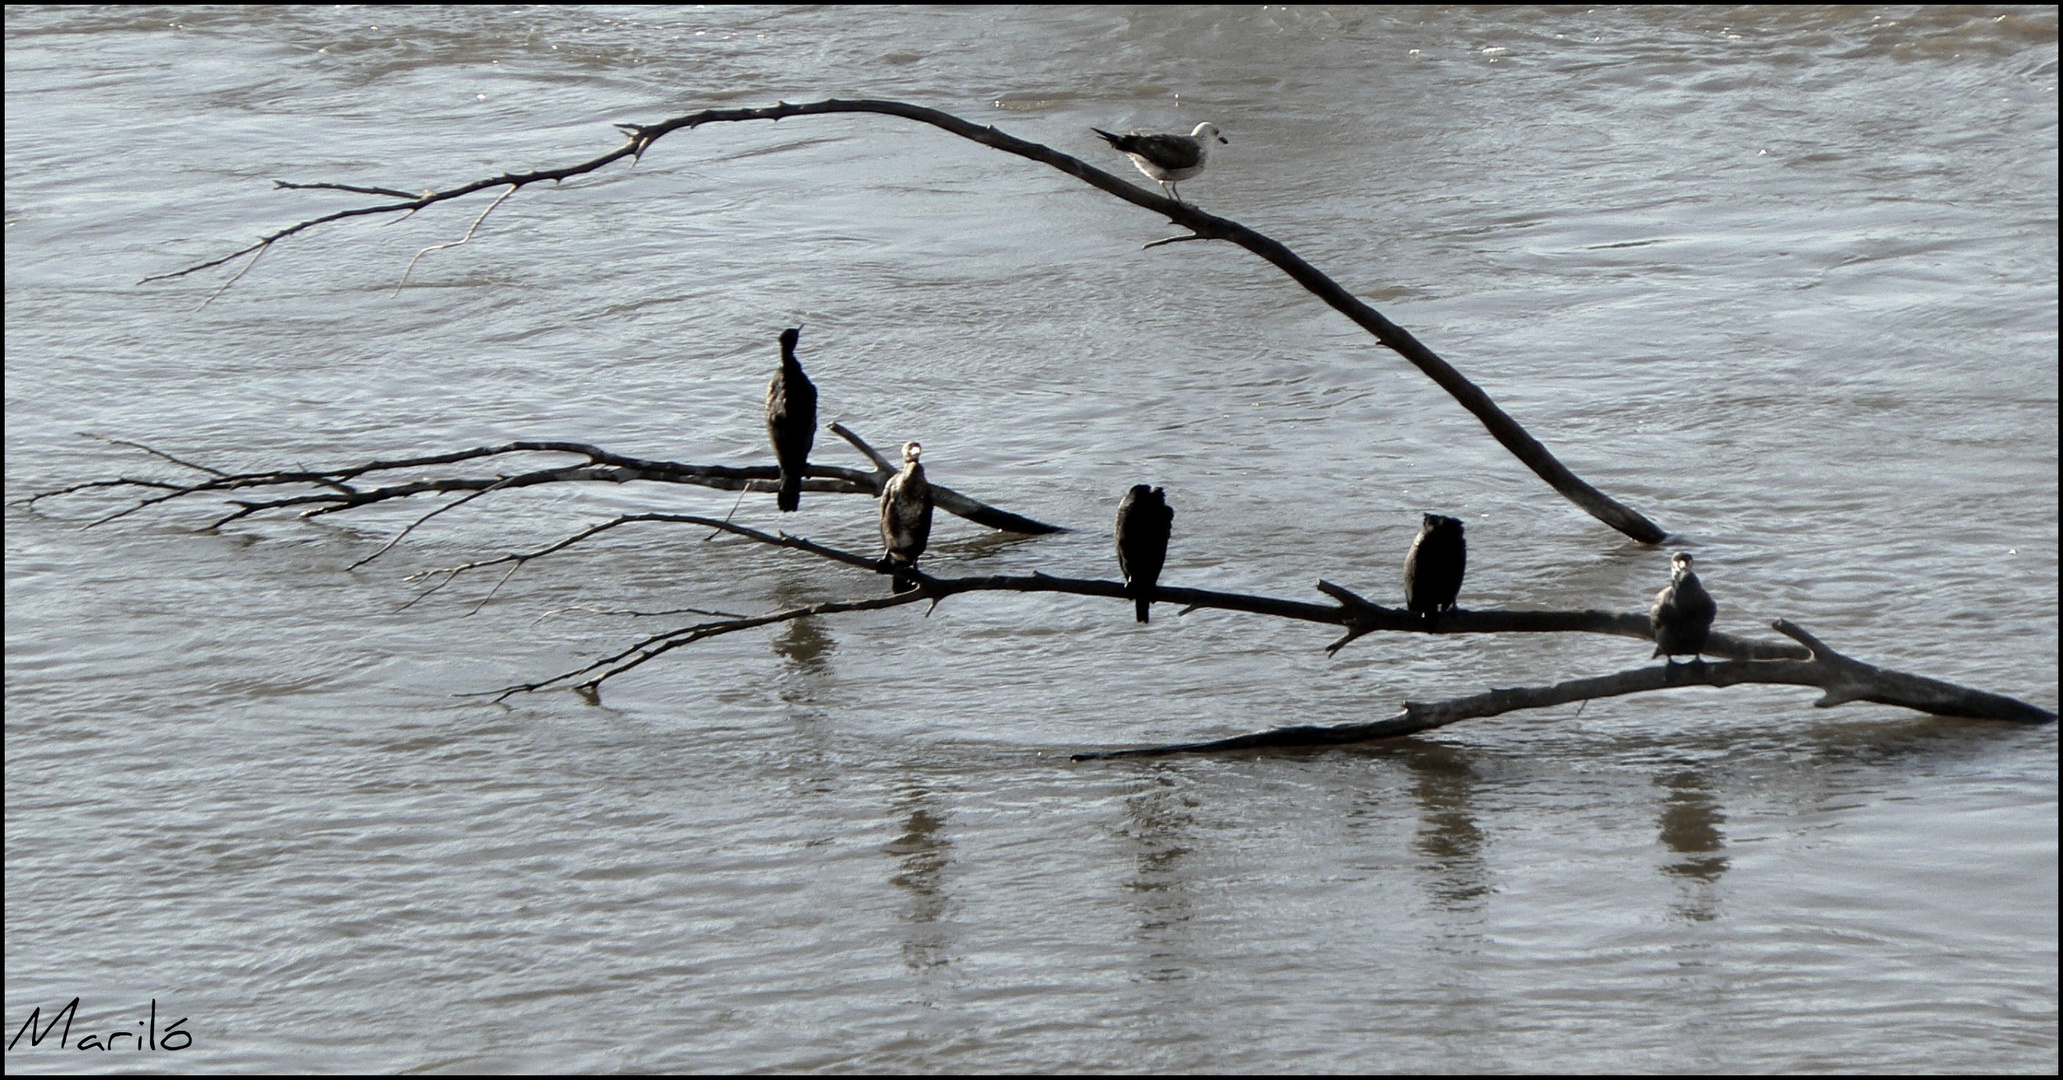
818, 420, 1061, 535
451, 508, 1866, 707
149, 98, 1665, 543
25, 429, 1064, 537
140, 135, 653, 285
467, 510, 2050, 728
1073, 620, 2057, 760
828, 421, 897, 474
407, 511, 885, 616
100, 102, 2053, 744
475, 591, 927, 702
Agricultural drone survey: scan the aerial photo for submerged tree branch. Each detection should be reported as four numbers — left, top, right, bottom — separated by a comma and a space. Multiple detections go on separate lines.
151, 97, 1665, 543
1071, 622, 2058, 760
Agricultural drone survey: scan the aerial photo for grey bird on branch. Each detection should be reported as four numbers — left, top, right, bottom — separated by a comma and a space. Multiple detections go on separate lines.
1092, 122, 1227, 203
1115, 485, 1173, 623
1404, 513, 1467, 622
879, 441, 934, 593
765, 327, 818, 512
1651, 552, 1717, 664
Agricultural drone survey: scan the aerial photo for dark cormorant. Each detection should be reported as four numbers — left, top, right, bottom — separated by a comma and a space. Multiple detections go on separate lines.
1115, 485, 1174, 623
765, 327, 818, 512
1650, 552, 1717, 664
1091, 122, 1227, 202
879, 441, 934, 593
1404, 513, 1467, 619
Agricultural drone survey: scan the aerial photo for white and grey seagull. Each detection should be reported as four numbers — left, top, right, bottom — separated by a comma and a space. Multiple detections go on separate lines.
1092, 122, 1227, 203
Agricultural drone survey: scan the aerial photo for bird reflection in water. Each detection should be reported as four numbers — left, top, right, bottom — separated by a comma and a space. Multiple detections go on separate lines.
1121, 769, 1197, 984
1402, 743, 1491, 910
767, 581, 835, 707
769, 612, 833, 674
1656, 769, 1728, 922
883, 784, 954, 971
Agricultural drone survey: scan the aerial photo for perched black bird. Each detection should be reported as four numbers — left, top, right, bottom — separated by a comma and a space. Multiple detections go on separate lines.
879, 441, 934, 593
1091, 122, 1227, 202
1650, 552, 1717, 664
765, 327, 818, 512
1115, 485, 1174, 623
1404, 513, 1467, 619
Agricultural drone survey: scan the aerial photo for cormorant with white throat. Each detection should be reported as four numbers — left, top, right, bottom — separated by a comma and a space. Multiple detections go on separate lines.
1650, 552, 1716, 664
879, 441, 934, 593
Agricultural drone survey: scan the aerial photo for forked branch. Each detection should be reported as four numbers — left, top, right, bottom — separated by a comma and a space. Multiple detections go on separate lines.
24, 428, 1063, 541
457, 511, 2053, 734
149, 97, 1665, 543
1071, 627, 2059, 760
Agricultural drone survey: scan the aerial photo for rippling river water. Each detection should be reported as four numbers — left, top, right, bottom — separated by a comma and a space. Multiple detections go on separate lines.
6, 6, 2056, 1073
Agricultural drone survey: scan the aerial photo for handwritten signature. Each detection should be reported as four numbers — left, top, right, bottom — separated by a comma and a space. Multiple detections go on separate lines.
7, 998, 190, 1053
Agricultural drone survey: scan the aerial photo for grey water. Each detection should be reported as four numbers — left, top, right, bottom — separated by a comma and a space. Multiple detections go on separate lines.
5, 5, 2056, 1073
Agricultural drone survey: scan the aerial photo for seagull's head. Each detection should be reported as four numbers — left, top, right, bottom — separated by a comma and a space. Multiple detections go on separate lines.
901, 441, 923, 466
1191, 122, 1228, 145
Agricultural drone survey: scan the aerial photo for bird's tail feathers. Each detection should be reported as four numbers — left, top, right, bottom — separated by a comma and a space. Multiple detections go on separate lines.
1135, 597, 1151, 624
778, 473, 801, 512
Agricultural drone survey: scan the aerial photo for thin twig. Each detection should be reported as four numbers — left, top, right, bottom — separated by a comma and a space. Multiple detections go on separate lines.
475, 591, 930, 702
82, 435, 229, 477
274, 179, 419, 199
349, 476, 518, 570
395, 184, 517, 294
1142, 233, 1211, 250
404, 511, 886, 613
527, 603, 749, 627
196, 244, 267, 311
